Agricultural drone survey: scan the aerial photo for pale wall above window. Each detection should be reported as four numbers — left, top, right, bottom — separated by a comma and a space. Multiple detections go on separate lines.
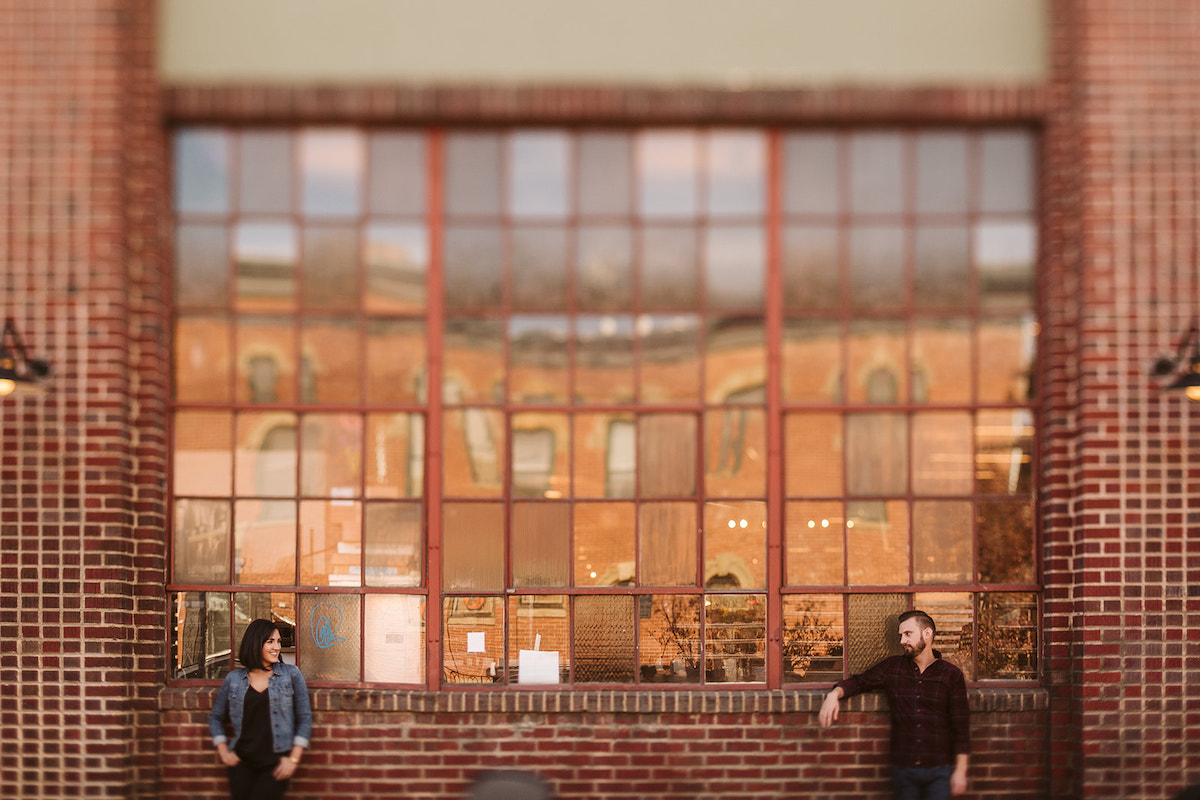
159, 0, 1047, 86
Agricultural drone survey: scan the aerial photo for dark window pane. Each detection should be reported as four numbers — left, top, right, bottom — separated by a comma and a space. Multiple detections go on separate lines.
443, 225, 502, 311
368, 132, 426, 216
443, 318, 504, 405
785, 501, 844, 586
174, 500, 231, 584
783, 225, 839, 310
511, 501, 570, 587
443, 502, 504, 591
638, 502, 697, 587
299, 499, 362, 586
301, 226, 358, 310
704, 501, 766, 589
978, 592, 1037, 679
638, 414, 697, 498
978, 499, 1034, 584
175, 224, 229, 307
783, 132, 839, 216
639, 594, 700, 683
639, 314, 700, 404
846, 500, 909, 585
641, 226, 698, 309
578, 132, 632, 217
239, 131, 292, 214
298, 594, 361, 681
301, 129, 363, 218
175, 129, 230, 214
575, 595, 636, 683
913, 501, 973, 584
364, 502, 423, 588
782, 595, 843, 683
510, 131, 569, 218
444, 132, 501, 216
512, 225, 568, 311
574, 501, 636, 586
175, 315, 230, 403
781, 319, 842, 404
846, 593, 907, 674
576, 225, 633, 311
443, 410, 505, 498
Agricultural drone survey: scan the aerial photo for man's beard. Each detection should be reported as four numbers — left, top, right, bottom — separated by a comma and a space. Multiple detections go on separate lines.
903, 639, 926, 658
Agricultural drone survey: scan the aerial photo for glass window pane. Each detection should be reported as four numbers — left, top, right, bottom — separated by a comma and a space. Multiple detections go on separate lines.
234, 412, 297, 497
300, 317, 361, 405
175, 129, 229, 215
366, 318, 425, 405
913, 501, 973, 584
175, 224, 229, 307
638, 502, 697, 587
849, 225, 905, 310
783, 226, 839, 310
444, 132, 501, 216
573, 413, 634, 500
234, 499, 296, 585
705, 406, 766, 498
443, 596, 504, 685
638, 414, 697, 498
978, 315, 1036, 403
175, 315, 231, 403
976, 409, 1033, 495
915, 131, 968, 214
299, 499, 362, 586
300, 413, 362, 497
443, 318, 504, 405
512, 226, 568, 311
638, 130, 698, 217
576, 226, 633, 311
171, 591, 231, 679
443, 225, 503, 311
914, 226, 970, 308
364, 223, 427, 313
706, 317, 765, 406
510, 413, 568, 499
911, 318, 971, 404
975, 220, 1036, 311
845, 413, 907, 496
364, 594, 425, 683
913, 591, 974, 680
508, 595, 568, 685
846, 592, 907, 674
850, 132, 904, 215
235, 223, 297, 312
785, 413, 843, 497
978, 592, 1037, 679
640, 594, 700, 684
980, 131, 1035, 214
443, 410, 505, 498
704, 501, 766, 589
443, 502, 504, 590
364, 501, 422, 587
510, 131, 569, 218
781, 319, 842, 404
235, 315, 296, 405
578, 133, 631, 217
174, 499, 231, 584
786, 501, 845, 586
846, 500, 909, 585
783, 132, 839, 216
575, 595, 636, 683
509, 315, 569, 405
706, 131, 765, 216
298, 593, 361, 681
174, 411, 233, 497
911, 412, 973, 495
368, 133, 425, 216
301, 129, 363, 218
239, 131, 292, 214
575, 315, 635, 405
641, 226, 698, 309
706, 226, 764, 309
638, 314, 700, 404
978, 499, 1034, 584
512, 502, 570, 587
574, 501, 636, 587
705, 594, 766, 683
782, 595, 843, 683
365, 413, 424, 500
301, 226, 357, 310
234, 592, 297, 662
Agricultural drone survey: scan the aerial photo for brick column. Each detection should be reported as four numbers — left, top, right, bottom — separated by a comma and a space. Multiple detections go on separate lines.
1044, 2, 1200, 797
0, 1, 168, 797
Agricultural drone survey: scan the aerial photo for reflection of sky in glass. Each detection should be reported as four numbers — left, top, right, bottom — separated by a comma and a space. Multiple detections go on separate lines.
235, 223, 297, 265
175, 129, 229, 214
850, 132, 904, 215
302, 129, 364, 218
364, 223, 428, 271
981, 131, 1035, 213
509, 315, 569, 340
706, 131, 765, 216
575, 315, 633, 341
510, 131, 569, 218
974, 221, 1036, 272
705, 226, 764, 308
636, 314, 698, 337
638, 130, 698, 217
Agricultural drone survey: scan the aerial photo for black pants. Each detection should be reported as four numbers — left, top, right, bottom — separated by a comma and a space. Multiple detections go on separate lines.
228, 758, 289, 800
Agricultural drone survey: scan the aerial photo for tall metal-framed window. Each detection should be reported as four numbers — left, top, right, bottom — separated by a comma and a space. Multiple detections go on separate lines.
169, 125, 1038, 688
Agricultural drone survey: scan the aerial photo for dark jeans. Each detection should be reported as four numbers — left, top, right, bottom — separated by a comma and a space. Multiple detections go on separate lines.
228, 759, 289, 800
892, 764, 953, 800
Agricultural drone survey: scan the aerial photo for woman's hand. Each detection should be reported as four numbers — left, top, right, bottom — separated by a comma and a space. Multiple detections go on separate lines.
216, 744, 240, 767
273, 754, 299, 781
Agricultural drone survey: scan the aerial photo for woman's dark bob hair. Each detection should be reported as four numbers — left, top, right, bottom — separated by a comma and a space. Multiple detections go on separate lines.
237, 618, 280, 671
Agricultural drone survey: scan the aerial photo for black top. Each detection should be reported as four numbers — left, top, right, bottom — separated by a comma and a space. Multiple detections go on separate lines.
235, 685, 277, 768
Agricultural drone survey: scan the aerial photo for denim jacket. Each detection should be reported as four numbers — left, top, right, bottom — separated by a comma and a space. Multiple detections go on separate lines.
209, 662, 313, 755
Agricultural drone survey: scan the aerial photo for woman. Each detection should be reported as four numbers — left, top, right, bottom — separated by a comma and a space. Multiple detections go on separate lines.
209, 619, 313, 800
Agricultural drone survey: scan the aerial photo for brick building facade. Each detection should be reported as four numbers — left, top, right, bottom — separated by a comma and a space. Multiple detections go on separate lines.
1, 1, 1197, 799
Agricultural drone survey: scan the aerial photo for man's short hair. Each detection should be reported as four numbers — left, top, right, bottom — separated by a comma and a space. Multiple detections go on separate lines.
899, 609, 936, 636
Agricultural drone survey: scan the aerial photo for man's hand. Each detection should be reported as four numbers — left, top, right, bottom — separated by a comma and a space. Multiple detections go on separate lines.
951, 755, 968, 796
818, 687, 843, 728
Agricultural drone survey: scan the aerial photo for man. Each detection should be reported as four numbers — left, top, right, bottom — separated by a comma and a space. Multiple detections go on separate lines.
818, 610, 970, 799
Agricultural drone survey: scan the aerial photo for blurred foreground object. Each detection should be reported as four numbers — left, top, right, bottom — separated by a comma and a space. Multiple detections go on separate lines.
465, 770, 556, 800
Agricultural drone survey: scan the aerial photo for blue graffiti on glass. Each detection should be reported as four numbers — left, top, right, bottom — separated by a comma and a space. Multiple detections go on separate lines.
311, 602, 346, 650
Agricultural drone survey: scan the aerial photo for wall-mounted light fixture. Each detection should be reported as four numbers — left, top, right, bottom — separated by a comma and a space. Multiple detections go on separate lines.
0, 317, 52, 397
1152, 321, 1200, 402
